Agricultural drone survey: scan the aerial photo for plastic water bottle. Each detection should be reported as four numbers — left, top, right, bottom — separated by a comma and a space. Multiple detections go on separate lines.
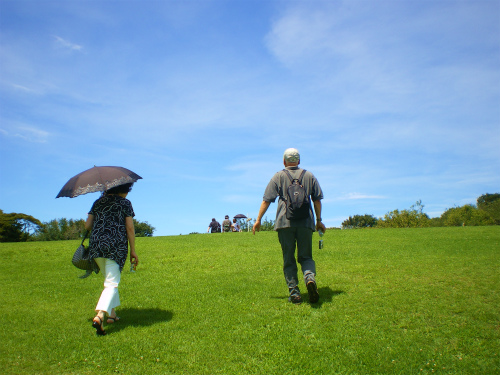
318, 230, 324, 249
130, 260, 136, 273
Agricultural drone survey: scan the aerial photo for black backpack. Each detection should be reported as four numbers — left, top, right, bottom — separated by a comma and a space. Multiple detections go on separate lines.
283, 169, 311, 220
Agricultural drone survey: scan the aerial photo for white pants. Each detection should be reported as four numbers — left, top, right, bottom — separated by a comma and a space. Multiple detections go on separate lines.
94, 258, 121, 314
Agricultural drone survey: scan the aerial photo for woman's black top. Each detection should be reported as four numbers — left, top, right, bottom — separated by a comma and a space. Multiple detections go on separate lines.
88, 194, 135, 271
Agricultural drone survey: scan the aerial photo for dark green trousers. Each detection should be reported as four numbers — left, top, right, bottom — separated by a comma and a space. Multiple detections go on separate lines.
277, 227, 316, 297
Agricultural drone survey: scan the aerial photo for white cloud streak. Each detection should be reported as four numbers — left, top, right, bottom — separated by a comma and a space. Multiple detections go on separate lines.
338, 193, 386, 201
11, 83, 39, 94
53, 36, 83, 51
1, 125, 50, 143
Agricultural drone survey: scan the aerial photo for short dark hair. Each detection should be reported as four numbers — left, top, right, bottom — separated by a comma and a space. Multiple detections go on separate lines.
106, 183, 133, 195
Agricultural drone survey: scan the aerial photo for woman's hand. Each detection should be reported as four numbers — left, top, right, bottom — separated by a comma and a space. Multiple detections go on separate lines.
130, 250, 139, 267
125, 216, 137, 266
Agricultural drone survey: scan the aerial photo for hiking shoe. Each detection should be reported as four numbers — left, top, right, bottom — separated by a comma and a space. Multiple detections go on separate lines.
306, 280, 320, 303
288, 295, 302, 305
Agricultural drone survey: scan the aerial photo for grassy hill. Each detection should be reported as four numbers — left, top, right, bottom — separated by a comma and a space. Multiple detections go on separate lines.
0, 226, 498, 374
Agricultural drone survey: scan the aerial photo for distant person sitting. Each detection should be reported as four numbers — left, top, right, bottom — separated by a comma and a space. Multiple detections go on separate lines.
232, 218, 241, 232
222, 215, 232, 233
207, 218, 221, 233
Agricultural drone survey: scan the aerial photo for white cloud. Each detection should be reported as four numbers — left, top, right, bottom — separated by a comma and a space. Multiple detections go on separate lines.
265, 2, 370, 68
11, 83, 39, 94
265, 7, 337, 64
6, 126, 50, 143
263, 0, 500, 165
53, 36, 83, 51
338, 192, 386, 201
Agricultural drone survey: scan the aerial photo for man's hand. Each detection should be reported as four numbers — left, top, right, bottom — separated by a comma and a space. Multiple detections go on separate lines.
313, 200, 326, 233
252, 219, 261, 235
316, 221, 327, 233
253, 201, 271, 235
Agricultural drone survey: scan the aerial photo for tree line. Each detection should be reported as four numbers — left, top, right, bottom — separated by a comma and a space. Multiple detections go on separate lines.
0, 209, 155, 242
341, 193, 500, 229
2, 193, 498, 241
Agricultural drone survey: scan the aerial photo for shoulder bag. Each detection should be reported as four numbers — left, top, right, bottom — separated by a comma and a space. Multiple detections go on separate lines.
72, 231, 99, 278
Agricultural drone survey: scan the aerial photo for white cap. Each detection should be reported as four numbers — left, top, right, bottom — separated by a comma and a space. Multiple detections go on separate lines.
283, 148, 300, 163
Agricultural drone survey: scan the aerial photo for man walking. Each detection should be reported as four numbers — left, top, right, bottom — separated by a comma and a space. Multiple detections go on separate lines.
253, 148, 326, 304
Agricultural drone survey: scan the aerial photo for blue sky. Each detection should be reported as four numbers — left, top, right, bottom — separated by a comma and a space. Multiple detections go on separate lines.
1, 0, 499, 236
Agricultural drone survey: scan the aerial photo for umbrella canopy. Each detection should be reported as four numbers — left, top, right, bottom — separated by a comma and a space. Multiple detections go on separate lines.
56, 166, 142, 198
234, 214, 247, 219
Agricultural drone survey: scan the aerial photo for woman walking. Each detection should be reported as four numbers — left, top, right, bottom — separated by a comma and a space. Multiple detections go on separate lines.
85, 182, 138, 336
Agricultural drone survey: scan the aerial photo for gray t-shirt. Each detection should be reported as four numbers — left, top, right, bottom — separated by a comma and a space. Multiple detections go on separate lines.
263, 166, 323, 231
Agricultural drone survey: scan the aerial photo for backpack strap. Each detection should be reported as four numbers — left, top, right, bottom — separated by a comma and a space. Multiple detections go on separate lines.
298, 169, 307, 184
283, 169, 294, 182
282, 169, 307, 184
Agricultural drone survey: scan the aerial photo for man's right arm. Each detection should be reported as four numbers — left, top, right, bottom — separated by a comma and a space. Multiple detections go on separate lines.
252, 201, 271, 234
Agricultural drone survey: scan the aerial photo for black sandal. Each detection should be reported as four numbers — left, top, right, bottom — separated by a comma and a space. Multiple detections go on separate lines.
106, 316, 120, 324
92, 316, 106, 336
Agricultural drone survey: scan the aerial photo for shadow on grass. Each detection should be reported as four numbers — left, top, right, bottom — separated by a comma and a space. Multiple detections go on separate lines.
310, 286, 344, 309
94, 308, 173, 335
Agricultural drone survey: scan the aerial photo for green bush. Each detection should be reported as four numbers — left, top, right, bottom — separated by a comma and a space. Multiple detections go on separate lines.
441, 204, 494, 226
133, 219, 155, 237
342, 214, 378, 229
35, 218, 86, 241
0, 209, 42, 242
377, 200, 430, 228
477, 193, 500, 225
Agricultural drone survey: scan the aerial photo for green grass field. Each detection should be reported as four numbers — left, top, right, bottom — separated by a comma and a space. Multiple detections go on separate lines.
0, 227, 499, 374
